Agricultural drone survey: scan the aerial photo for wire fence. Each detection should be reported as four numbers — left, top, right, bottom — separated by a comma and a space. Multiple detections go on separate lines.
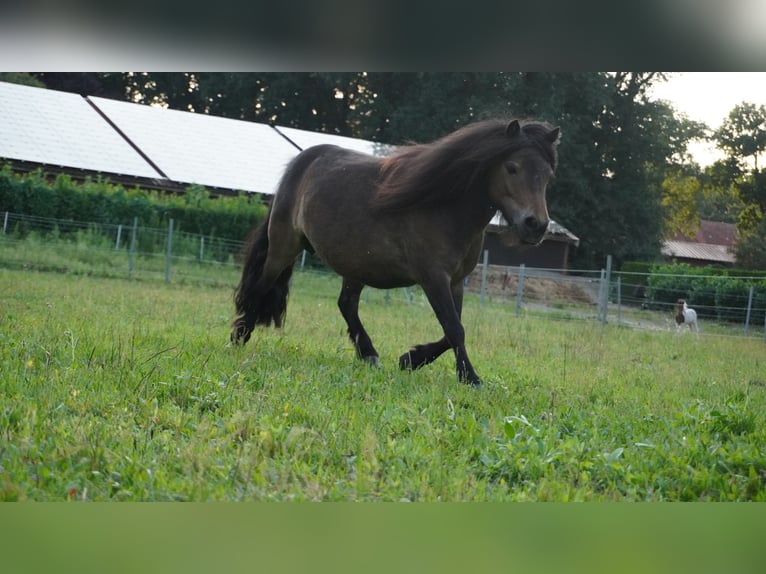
3, 210, 766, 341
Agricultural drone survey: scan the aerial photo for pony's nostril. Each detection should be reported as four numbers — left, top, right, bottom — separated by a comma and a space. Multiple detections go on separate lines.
524, 216, 548, 234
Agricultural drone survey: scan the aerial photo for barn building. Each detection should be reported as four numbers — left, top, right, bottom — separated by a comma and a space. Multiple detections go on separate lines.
662, 220, 738, 267
484, 213, 579, 270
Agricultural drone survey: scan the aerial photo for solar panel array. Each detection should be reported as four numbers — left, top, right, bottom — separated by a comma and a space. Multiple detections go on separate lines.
0, 81, 162, 179
0, 81, 389, 195
90, 96, 299, 194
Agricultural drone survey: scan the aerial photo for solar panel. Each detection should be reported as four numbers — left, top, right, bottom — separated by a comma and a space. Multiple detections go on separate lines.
90, 97, 299, 195
274, 124, 392, 157
0, 81, 162, 179
1, 81, 392, 196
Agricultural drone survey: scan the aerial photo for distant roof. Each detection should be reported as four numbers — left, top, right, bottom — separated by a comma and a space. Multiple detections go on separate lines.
663, 220, 738, 264
668, 220, 739, 247
662, 240, 735, 264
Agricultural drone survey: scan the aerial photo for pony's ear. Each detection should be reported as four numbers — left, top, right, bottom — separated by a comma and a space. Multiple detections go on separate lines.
545, 127, 561, 144
505, 119, 521, 138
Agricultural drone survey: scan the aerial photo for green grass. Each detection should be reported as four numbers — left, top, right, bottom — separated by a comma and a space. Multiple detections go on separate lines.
2, 267, 766, 501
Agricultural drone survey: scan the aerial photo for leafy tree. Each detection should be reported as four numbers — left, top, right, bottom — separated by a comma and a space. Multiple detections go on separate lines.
662, 171, 702, 237
31, 73, 126, 99
715, 102, 766, 170
0, 73, 45, 88
734, 219, 766, 269
711, 103, 766, 269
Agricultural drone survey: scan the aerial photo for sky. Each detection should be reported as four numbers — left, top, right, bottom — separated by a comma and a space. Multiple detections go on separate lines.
650, 72, 766, 166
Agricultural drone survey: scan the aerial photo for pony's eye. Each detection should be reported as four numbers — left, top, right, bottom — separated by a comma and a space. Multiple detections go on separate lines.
505, 163, 519, 175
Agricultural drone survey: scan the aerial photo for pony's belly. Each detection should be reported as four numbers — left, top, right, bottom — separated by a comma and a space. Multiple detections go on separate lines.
325, 258, 415, 289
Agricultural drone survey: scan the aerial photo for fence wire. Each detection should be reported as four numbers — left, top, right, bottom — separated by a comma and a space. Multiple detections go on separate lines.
2, 211, 765, 341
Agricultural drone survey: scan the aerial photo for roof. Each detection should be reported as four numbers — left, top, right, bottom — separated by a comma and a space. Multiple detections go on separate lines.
488, 212, 579, 246
663, 220, 738, 264
661, 240, 735, 264
668, 220, 739, 247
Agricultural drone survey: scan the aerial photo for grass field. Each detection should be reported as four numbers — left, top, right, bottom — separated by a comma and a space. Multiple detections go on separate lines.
2, 267, 766, 501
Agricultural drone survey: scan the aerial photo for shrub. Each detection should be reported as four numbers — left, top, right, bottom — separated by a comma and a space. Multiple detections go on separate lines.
0, 165, 267, 245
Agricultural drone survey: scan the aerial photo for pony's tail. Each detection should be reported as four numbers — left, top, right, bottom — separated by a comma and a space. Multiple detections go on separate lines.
231, 215, 293, 344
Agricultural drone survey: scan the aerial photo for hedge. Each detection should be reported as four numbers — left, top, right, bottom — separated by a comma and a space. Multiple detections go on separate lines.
645, 263, 766, 323
0, 165, 268, 243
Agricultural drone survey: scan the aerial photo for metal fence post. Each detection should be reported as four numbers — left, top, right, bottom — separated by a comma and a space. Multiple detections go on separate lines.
602, 255, 612, 325
165, 218, 174, 284
745, 285, 754, 334
616, 275, 622, 326
597, 269, 605, 323
2, 211, 8, 235
199, 236, 205, 262
128, 217, 138, 276
480, 249, 489, 307
115, 224, 122, 250
515, 263, 525, 317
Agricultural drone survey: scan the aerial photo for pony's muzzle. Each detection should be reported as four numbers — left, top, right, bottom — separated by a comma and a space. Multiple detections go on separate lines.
522, 216, 549, 244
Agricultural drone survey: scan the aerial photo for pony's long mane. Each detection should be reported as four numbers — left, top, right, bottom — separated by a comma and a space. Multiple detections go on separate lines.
373, 118, 558, 212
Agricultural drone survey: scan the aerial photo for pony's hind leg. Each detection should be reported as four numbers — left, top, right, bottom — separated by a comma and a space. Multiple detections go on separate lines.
232, 218, 302, 344
338, 278, 380, 366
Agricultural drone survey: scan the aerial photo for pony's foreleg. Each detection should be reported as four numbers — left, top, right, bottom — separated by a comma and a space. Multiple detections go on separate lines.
399, 337, 451, 371
399, 282, 464, 371
338, 279, 380, 366
411, 276, 480, 386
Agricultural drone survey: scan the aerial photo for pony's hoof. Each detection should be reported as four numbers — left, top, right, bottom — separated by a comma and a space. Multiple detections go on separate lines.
230, 328, 251, 346
459, 373, 482, 387
363, 355, 381, 368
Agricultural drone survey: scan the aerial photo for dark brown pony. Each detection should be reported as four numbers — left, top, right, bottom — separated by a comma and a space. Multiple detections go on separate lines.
232, 118, 560, 386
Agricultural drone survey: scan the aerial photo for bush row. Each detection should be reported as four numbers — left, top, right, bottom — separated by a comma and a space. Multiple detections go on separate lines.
621, 261, 766, 324
0, 166, 268, 244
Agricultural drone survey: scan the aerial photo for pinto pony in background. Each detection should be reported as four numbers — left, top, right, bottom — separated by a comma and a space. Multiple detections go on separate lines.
231, 118, 560, 386
674, 299, 699, 334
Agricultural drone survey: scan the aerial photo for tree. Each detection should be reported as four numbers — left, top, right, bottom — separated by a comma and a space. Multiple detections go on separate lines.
0, 73, 45, 88
31, 73, 126, 99
715, 102, 766, 170
662, 171, 703, 238
711, 103, 766, 269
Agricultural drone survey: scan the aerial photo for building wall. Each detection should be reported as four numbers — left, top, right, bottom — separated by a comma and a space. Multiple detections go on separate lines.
482, 232, 570, 270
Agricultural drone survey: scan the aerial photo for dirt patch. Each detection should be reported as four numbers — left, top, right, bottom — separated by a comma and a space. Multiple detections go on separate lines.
465, 265, 597, 305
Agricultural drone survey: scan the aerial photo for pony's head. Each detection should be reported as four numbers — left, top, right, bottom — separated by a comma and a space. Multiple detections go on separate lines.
674, 299, 687, 323
487, 120, 560, 246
